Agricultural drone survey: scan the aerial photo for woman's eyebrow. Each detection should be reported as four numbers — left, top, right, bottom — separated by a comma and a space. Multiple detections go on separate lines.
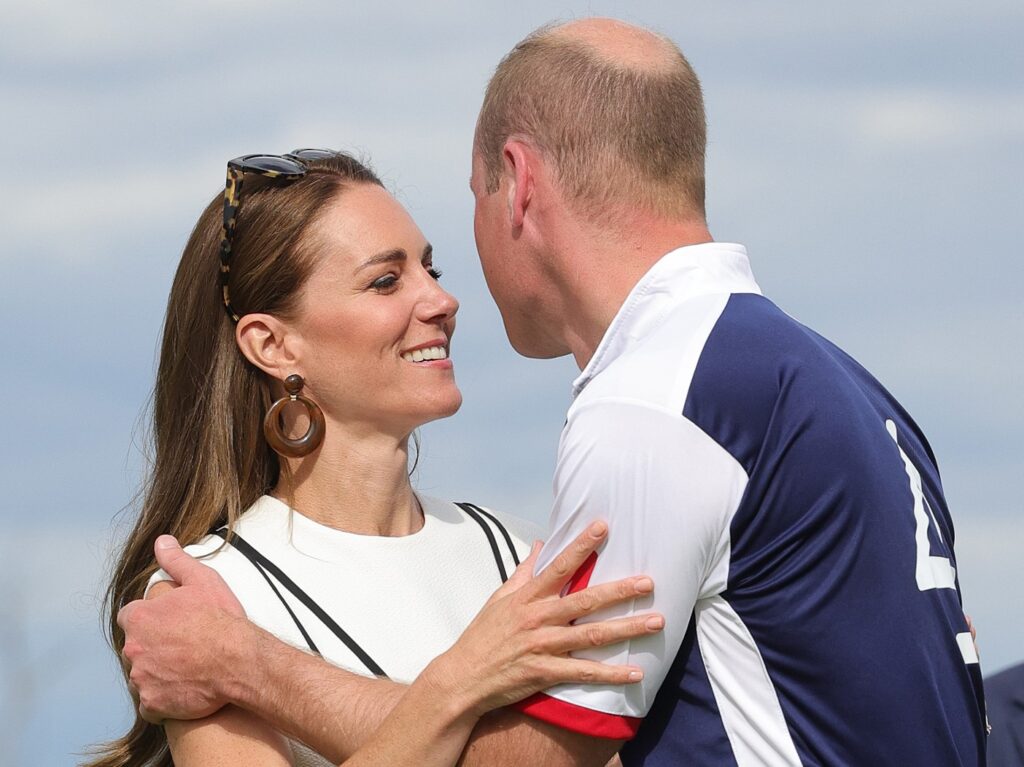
356, 248, 406, 272
356, 243, 433, 273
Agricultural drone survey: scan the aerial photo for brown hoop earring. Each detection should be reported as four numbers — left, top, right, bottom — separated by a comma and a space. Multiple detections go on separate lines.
263, 374, 325, 458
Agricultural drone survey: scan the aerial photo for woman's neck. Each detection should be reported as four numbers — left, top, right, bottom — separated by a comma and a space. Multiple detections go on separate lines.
273, 425, 422, 537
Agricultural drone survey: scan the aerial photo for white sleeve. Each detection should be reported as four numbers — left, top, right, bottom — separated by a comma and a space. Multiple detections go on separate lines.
515, 398, 747, 739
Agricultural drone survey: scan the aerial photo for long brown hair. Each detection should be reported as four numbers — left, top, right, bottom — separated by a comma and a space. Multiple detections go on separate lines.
84, 153, 383, 767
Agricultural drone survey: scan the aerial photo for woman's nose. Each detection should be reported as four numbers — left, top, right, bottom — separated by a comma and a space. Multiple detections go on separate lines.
420, 275, 459, 323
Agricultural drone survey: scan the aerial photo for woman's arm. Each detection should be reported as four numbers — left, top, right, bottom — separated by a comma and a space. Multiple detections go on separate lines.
164, 705, 293, 767
125, 523, 658, 766
145, 581, 293, 767
342, 520, 657, 767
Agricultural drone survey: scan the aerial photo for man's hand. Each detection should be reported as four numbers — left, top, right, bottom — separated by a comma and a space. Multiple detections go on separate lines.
118, 535, 249, 723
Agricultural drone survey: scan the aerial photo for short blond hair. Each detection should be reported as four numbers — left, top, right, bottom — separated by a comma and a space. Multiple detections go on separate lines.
475, 23, 707, 221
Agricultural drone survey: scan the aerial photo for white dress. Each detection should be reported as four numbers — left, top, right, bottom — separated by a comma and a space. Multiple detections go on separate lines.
150, 494, 541, 766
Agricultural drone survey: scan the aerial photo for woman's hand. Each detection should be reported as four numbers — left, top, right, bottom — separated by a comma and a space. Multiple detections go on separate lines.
422, 520, 662, 717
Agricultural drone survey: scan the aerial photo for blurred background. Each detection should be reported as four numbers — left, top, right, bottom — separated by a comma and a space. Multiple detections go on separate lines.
1, 1, 1021, 763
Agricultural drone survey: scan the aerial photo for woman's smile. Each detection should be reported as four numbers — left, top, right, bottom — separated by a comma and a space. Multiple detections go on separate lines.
289, 183, 462, 430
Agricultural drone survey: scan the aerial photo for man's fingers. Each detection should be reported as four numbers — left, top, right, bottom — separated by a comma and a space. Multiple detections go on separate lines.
533, 521, 608, 595
116, 600, 138, 631
154, 535, 207, 586
138, 703, 164, 725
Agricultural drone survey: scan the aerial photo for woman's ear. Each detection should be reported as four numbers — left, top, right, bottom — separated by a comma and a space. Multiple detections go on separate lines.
235, 313, 299, 380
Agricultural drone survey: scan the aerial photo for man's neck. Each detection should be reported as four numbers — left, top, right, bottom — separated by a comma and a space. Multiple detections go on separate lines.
554, 215, 713, 369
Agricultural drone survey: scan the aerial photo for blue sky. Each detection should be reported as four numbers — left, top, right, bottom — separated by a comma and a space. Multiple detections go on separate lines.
2, 1, 1022, 764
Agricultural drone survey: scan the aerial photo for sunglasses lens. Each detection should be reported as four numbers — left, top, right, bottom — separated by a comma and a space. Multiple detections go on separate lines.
239, 155, 306, 175
289, 148, 335, 161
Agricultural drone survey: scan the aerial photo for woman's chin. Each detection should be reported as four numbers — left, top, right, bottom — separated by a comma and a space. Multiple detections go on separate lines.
425, 393, 464, 423
402, 392, 464, 431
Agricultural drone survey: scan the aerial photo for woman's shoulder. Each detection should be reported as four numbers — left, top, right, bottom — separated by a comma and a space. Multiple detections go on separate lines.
144, 496, 285, 596
419, 495, 545, 547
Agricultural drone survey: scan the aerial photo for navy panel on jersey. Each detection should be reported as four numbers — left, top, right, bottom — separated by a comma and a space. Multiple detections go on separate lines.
621, 615, 738, 767
624, 293, 985, 765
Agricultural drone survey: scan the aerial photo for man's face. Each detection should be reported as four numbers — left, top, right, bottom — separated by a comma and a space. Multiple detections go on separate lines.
470, 151, 520, 339
469, 151, 504, 294
470, 148, 568, 359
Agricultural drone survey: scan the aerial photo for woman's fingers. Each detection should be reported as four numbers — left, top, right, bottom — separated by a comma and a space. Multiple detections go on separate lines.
538, 657, 646, 687
483, 540, 542, 608
530, 521, 608, 597
547, 612, 664, 655
505, 540, 544, 592
544, 575, 654, 623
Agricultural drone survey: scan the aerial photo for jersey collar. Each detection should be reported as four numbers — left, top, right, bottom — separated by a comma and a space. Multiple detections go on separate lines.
572, 242, 761, 397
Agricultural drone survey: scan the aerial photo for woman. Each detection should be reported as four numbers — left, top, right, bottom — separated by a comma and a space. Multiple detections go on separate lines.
88, 150, 660, 767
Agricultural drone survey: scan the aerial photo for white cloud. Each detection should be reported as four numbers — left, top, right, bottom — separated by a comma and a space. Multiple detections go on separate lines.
853, 91, 1024, 148
0, 160, 214, 265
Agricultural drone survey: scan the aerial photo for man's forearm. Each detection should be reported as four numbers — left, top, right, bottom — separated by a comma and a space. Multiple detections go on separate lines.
458, 709, 621, 767
228, 623, 407, 762
226, 625, 617, 767
228, 626, 483, 761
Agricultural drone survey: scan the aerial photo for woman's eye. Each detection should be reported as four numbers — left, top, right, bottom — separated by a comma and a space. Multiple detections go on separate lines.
428, 266, 443, 280
371, 274, 399, 292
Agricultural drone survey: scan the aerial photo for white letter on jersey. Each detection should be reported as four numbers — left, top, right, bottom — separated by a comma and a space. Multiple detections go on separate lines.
885, 419, 956, 591
885, 421, 976, 664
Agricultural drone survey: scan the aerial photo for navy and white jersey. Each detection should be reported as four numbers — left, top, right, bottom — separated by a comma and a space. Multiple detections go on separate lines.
515, 243, 985, 765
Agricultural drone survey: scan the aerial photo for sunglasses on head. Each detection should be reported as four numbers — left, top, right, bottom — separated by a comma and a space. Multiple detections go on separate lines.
218, 149, 336, 322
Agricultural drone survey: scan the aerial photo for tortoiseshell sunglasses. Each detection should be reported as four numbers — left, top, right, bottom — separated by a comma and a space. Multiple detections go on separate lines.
218, 149, 336, 322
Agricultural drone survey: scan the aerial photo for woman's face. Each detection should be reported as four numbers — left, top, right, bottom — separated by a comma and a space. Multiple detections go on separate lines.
288, 183, 462, 437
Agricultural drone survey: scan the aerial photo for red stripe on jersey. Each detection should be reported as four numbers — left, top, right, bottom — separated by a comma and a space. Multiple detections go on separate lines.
565, 550, 598, 595
515, 550, 641, 740
515, 692, 642, 739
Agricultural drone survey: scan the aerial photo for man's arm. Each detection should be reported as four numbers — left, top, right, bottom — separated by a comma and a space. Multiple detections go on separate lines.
121, 524, 660, 765
120, 536, 411, 760
458, 711, 623, 766
503, 399, 743, 739
154, 616, 623, 766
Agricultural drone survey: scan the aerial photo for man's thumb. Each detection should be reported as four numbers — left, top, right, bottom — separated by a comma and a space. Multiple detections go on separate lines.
154, 535, 201, 585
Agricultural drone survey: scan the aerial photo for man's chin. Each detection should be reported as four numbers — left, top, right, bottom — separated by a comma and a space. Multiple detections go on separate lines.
505, 327, 571, 360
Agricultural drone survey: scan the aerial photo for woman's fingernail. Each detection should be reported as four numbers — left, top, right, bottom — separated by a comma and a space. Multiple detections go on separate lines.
589, 521, 608, 538
646, 615, 665, 630
628, 669, 644, 681
635, 577, 653, 593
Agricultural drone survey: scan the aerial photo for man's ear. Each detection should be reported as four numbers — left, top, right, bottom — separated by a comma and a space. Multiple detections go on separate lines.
503, 139, 537, 229
235, 313, 299, 380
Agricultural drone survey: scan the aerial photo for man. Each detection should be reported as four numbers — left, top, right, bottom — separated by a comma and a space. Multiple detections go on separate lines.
986, 662, 1024, 765
120, 17, 986, 765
